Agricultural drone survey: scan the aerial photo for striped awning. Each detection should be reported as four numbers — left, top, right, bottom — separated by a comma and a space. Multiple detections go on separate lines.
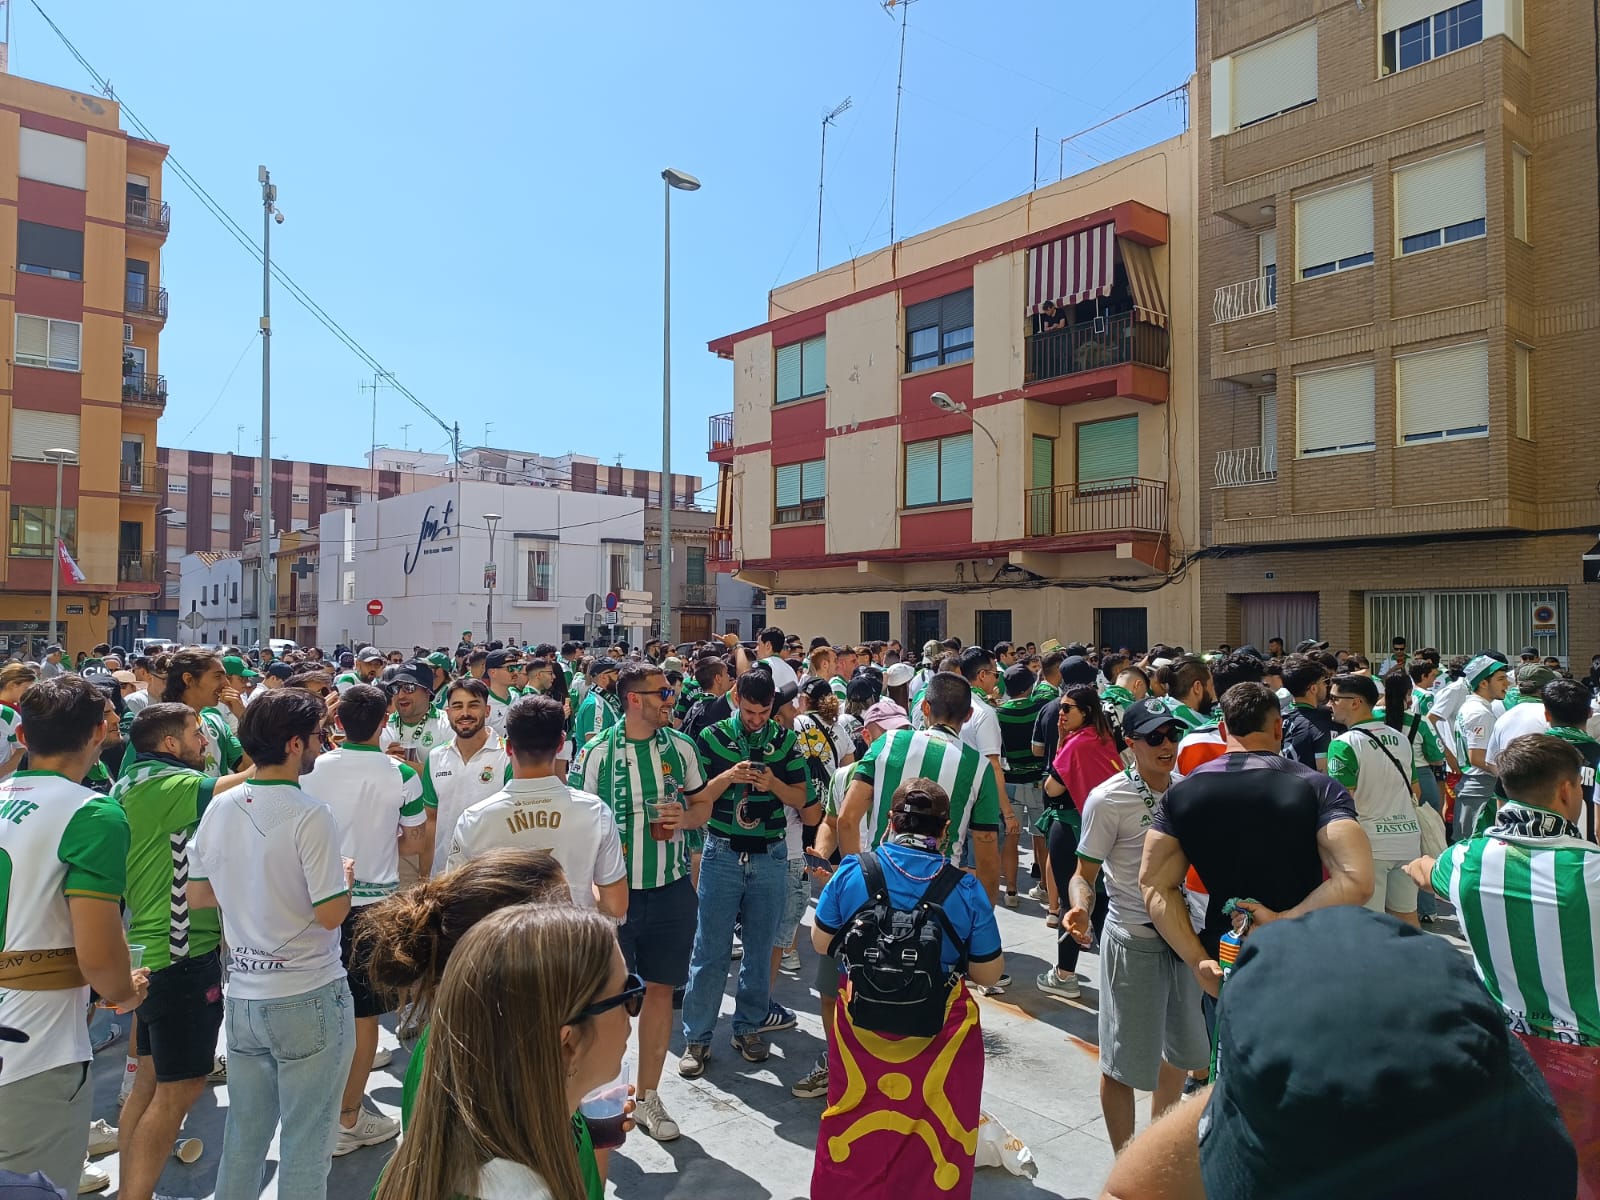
1117, 237, 1168, 330
1026, 222, 1115, 316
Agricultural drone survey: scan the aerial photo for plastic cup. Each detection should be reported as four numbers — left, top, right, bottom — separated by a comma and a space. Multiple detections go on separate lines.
127, 944, 145, 969
578, 1069, 630, 1150
173, 1137, 203, 1164
643, 799, 680, 843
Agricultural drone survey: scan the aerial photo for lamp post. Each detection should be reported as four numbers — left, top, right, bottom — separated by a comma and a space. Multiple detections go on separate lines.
257, 166, 281, 652
660, 167, 700, 648
43, 447, 76, 649
484, 512, 501, 643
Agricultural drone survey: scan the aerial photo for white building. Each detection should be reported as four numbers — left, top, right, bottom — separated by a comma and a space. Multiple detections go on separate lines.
177, 552, 243, 647
318, 481, 654, 652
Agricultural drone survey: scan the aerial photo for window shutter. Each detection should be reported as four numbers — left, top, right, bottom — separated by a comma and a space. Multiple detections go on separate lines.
1232, 24, 1318, 128
47, 320, 80, 370
905, 298, 939, 332
1077, 417, 1139, 484
1514, 345, 1531, 439
10, 409, 80, 461
1260, 394, 1279, 470
801, 459, 826, 500
941, 289, 975, 331
1296, 181, 1373, 271
775, 343, 802, 403
1258, 230, 1277, 270
905, 440, 939, 507
775, 464, 801, 509
16, 222, 83, 275
939, 434, 973, 502
18, 129, 86, 190
1395, 147, 1485, 244
1296, 363, 1375, 456
15, 315, 48, 367
1030, 435, 1054, 489
1382, 0, 1444, 32
801, 337, 826, 396
1396, 341, 1489, 441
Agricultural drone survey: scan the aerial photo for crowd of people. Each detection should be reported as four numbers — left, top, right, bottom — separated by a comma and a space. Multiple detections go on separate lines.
0, 625, 1596, 1199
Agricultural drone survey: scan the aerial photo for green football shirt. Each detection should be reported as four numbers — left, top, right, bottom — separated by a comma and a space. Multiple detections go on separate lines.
696, 716, 810, 843
117, 757, 221, 972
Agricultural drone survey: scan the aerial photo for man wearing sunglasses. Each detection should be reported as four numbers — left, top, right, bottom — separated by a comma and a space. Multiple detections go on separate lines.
482, 649, 522, 737
378, 664, 452, 763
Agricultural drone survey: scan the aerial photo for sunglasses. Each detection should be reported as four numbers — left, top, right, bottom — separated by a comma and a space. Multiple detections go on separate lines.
1138, 728, 1182, 747
392, 683, 424, 694
633, 687, 676, 702
576, 971, 646, 1020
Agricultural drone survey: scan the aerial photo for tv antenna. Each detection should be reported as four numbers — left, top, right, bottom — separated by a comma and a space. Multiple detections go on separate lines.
817, 97, 852, 271
882, 0, 916, 246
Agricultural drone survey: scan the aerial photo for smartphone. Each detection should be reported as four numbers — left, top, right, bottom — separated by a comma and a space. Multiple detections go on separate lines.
803, 850, 831, 872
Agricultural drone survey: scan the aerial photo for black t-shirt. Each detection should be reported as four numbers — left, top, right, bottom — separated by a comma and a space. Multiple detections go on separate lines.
1281, 703, 1337, 767
1152, 751, 1358, 956
684, 691, 732, 742
1032, 697, 1064, 784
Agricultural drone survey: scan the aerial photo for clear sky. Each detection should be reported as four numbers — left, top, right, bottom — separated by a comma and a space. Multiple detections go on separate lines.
15, 0, 1195, 489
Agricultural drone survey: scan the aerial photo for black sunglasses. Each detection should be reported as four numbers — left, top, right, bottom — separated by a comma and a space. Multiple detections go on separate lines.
576, 971, 646, 1020
1139, 728, 1182, 747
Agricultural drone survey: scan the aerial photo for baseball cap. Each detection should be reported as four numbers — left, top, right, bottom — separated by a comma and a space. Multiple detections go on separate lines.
1058, 655, 1098, 688
588, 656, 620, 676
1039, 638, 1063, 655
884, 661, 915, 689
1121, 698, 1182, 738
921, 639, 943, 663
862, 699, 911, 731
484, 649, 517, 670
1520, 645, 1540, 659
111, 670, 137, 686
1294, 638, 1330, 653
426, 652, 451, 669
1465, 653, 1509, 690
1515, 663, 1557, 692
1199, 907, 1576, 1199
389, 663, 434, 691
265, 662, 294, 681
889, 778, 950, 824
661, 656, 685, 673
774, 681, 800, 710
220, 655, 259, 681
357, 647, 385, 664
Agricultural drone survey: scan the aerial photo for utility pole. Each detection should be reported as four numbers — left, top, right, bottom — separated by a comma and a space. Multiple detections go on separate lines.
257, 166, 279, 652
660, 167, 701, 647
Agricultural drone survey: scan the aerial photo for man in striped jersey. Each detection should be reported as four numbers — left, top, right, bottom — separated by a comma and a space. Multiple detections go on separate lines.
571, 657, 622, 748
838, 672, 1002, 903
569, 661, 708, 1143
1407, 733, 1600, 1193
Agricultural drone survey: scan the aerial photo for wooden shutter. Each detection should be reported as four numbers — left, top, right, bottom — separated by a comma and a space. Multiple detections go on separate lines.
1233, 24, 1318, 128
775, 343, 802, 403
905, 440, 939, 507
939, 434, 973, 502
10, 409, 80, 460
1396, 341, 1488, 441
1077, 417, 1139, 484
1296, 363, 1375, 456
1297, 181, 1373, 271
1395, 146, 1484, 244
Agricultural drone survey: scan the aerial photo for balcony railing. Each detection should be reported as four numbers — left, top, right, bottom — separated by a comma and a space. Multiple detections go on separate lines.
117, 551, 160, 584
294, 594, 316, 615
125, 284, 169, 323
126, 196, 171, 235
681, 582, 715, 607
1024, 312, 1169, 385
709, 412, 733, 452
1212, 275, 1278, 324
118, 462, 164, 496
1025, 477, 1168, 538
1214, 445, 1279, 488
121, 372, 168, 411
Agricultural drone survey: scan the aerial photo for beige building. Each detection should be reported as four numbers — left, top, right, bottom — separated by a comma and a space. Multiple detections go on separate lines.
1199, 0, 1594, 660
706, 134, 1200, 651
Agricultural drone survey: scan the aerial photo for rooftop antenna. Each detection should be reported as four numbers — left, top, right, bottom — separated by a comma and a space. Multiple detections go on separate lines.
883, 0, 915, 246
817, 96, 852, 271
360, 371, 395, 498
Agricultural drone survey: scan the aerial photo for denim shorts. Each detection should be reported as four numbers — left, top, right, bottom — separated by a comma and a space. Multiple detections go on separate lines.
775, 857, 810, 949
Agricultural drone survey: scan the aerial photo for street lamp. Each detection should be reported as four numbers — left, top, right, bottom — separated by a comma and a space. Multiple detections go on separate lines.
660, 167, 700, 648
42, 447, 77, 648
257, 165, 281, 651
484, 512, 502, 644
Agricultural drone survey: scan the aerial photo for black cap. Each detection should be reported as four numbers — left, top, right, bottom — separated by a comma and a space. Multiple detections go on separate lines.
588, 656, 620, 676
1294, 638, 1330, 653
1121, 698, 1183, 738
1520, 645, 1539, 658
1058, 655, 1098, 687
484, 649, 519, 670
1234, 644, 1264, 662
265, 662, 294, 681
1200, 907, 1576, 1200
774, 681, 799, 710
389, 663, 434, 691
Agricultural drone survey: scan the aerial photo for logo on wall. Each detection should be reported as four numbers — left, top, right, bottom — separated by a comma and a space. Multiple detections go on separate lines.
403, 500, 455, 575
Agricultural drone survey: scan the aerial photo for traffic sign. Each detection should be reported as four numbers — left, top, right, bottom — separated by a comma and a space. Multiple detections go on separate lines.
181, 610, 206, 630
366, 599, 384, 616
605, 592, 619, 612
367, 614, 388, 627
1531, 603, 1558, 636
603, 610, 619, 626
586, 592, 603, 615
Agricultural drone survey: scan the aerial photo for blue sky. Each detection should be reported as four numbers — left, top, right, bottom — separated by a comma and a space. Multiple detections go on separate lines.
17, 0, 1194, 489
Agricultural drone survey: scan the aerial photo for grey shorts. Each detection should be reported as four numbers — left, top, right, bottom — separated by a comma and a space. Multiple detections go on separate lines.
1099, 920, 1209, 1090
1366, 859, 1420, 915
0, 1060, 92, 1196
813, 942, 841, 998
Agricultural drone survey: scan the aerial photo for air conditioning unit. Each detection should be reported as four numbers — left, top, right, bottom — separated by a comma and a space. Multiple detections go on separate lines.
123, 324, 134, 343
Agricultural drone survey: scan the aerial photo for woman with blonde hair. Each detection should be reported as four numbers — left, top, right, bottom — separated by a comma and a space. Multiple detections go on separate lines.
373, 903, 641, 1200
0, 661, 37, 778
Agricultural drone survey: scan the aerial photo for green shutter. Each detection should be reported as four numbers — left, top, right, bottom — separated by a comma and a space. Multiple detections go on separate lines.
775, 343, 802, 403
775, 463, 801, 509
1077, 416, 1138, 486
1031, 435, 1054, 489
687, 546, 706, 585
905, 441, 939, 507
940, 434, 973, 502
801, 337, 826, 397
801, 459, 826, 501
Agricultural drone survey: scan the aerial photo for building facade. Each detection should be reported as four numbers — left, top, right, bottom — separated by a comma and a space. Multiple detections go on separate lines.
175, 551, 242, 646
643, 505, 720, 644
0, 74, 168, 657
1198, 0, 1595, 660
706, 135, 1201, 652
368, 444, 702, 506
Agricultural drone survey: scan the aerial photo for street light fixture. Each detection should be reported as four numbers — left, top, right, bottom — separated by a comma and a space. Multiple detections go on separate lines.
660, 166, 700, 647
484, 512, 502, 643
42, 447, 77, 648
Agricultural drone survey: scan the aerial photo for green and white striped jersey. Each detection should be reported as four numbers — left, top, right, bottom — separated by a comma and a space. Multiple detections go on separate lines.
572, 689, 620, 750
570, 726, 707, 891
851, 726, 1000, 862
1433, 805, 1600, 1046
0, 702, 19, 760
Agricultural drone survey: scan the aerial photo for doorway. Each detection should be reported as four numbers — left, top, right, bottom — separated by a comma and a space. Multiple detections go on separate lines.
1095, 606, 1149, 653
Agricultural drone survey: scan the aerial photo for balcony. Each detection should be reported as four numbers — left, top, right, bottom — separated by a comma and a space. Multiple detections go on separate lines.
293, 594, 316, 615
708, 412, 734, 463
121, 372, 168, 414
1214, 446, 1278, 488
1212, 275, 1277, 324
1025, 477, 1167, 538
126, 196, 171, 238
118, 462, 165, 497
1023, 313, 1169, 406
117, 551, 160, 587
125, 284, 169, 326
681, 581, 715, 608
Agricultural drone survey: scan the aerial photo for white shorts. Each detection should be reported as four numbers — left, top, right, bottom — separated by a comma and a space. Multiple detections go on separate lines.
1365, 859, 1419, 915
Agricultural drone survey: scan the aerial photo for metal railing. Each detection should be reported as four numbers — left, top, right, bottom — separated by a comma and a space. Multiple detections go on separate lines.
117, 551, 160, 584
1212, 275, 1277, 324
709, 412, 733, 451
1025, 477, 1168, 538
118, 462, 164, 496
681, 582, 715, 607
125, 284, 169, 323
126, 196, 171, 235
1213, 446, 1278, 488
1024, 312, 1169, 384
121, 372, 168, 409
294, 594, 316, 615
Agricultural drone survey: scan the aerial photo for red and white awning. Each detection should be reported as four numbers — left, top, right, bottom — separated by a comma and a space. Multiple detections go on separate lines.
1026, 222, 1115, 316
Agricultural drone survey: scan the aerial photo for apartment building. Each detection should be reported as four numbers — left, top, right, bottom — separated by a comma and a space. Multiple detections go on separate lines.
1200, 0, 1595, 660
706, 134, 1200, 652
0, 73, 169, 656
368, 444, 703, 506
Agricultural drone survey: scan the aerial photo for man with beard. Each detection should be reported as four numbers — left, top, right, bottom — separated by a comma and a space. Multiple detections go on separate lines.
572, 656, 622, 747
122, 649, 248, 777
378, 662, 452, 764
113, 705, 252, 1200
482, 648, 522, 736
419, 678, 510, 877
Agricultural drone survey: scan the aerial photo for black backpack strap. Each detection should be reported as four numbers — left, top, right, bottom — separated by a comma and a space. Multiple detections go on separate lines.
827, 851, 890, 958
919, 864, 971, 974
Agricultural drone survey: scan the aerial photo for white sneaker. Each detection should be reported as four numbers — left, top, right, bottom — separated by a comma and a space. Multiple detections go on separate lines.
334, 1106, 401, 1156
78, 1160, 110, 1195
780, 948, 801, 972
86, 1118, 119, 1156
372, 1045, 393, 1070
206, 1054, 227, 1084
633, 1089, 680, 1142
1026, 883, 1049, 902
1004, 890, 1020, 909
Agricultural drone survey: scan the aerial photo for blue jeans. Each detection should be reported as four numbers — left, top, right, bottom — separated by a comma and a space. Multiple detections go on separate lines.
215, 977, 356, 1200
681, 834, 788, 1044
1415, 771, 1442, 917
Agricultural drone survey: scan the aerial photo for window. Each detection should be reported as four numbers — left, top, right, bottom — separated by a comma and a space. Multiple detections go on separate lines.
198, 589, 206, 608
775, 459, 826, 523
1512, 147, 1530, 242
15, 315, 81, 371
975, 610, 1012, 649
905, 289, 975, 373
18, 128, 86, 190
1297, 362, 1376, 457
904, 434, 972, 508
1297, 181, 1374, 278
1223, 23, 1318, 131
1395, 146, 1485, 255
1397, 341, 1488, 443
211, 513, 231, 533
1261, 394, 1279, 472
1382, 1, 1482, 75
1515, 343, 1532, 439
686, 546, 707, 586
17, 221, 84, 281
10, 409, 79, 461
1077, 416, 1139, 488
9, 505, 76, 557
291, 491, 310, 504
775, 335, 826, 403
231, 581, 239, 603
1366, 587, 1566, 660
168, 480, 188, 494
1259, 230, 1278, 306
212, 584, 220, 605
860, 611, 890, 643
523, 543, 555, 602
213, 483, 231, 497
607, 544, 643, 594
